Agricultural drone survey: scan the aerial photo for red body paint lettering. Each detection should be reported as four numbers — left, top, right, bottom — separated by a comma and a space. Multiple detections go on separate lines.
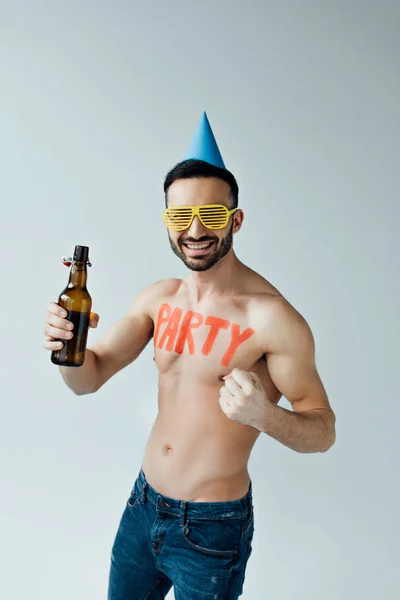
153, 303, 171, 346
154, 303, 255, 366
158, 307, 182, 351
221, 323, 255, 367
201, 316, 230, 356
175, 310, 204, 354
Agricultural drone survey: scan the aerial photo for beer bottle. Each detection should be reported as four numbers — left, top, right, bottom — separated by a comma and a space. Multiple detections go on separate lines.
51, 245, 92, 367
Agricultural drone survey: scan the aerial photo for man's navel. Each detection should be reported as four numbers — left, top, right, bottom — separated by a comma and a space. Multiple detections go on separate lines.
163, 444, 173, 455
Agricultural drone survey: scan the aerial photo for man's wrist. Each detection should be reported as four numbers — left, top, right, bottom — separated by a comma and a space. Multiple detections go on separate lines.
257, 401, 279, 433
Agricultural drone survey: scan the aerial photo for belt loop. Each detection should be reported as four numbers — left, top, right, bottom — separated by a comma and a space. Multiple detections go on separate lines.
179, 501, 187, 527
140, 481, 148, 504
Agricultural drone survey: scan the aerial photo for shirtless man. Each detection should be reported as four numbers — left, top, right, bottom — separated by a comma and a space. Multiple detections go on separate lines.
43, 155, 335, 598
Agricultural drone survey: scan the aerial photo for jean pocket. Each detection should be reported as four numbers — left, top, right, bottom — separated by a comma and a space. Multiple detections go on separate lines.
181, 516, 242, 557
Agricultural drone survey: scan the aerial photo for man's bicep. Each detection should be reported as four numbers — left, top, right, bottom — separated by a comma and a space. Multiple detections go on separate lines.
265, 303, 331, 413
90, 311, 154, 391
267, 351, 330, 413
89, 288, 156, 391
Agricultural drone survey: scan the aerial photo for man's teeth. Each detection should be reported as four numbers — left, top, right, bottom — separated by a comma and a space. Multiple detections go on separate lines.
186, 242, 213, 250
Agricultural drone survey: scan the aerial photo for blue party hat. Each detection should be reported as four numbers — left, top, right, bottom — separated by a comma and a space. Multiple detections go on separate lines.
184, 111, 226, 169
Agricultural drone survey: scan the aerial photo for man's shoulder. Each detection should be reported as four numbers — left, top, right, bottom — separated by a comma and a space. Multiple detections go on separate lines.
247, 275, 311, 340
252, 290, 314, 358
126, 278, 182, 317
252, 289, 307, 323
144, 277, 182, 296
242, 265, 282, 300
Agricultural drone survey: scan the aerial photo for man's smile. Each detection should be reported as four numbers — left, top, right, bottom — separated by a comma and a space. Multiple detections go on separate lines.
181, 240, 216, 256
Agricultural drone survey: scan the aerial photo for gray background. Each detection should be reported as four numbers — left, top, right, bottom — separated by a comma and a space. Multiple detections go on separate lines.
0, 1, 399, 598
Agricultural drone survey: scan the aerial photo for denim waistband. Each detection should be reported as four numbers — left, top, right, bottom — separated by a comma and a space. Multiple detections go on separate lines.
135, 468, 252, 520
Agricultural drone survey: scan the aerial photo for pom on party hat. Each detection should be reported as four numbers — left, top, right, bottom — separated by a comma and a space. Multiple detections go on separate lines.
183, 111, 226, 169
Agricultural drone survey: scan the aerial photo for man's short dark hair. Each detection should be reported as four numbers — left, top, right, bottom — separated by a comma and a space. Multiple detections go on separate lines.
163, 159, 239, 208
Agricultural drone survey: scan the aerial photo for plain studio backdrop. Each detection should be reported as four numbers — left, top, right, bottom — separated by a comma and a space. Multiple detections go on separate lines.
0, 1, 399, 598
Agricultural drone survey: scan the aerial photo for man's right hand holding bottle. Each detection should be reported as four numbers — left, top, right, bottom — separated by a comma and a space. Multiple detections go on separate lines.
43, 302, 100, 352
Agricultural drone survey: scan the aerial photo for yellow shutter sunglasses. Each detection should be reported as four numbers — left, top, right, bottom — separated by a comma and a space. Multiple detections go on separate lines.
163, 204, 238, 232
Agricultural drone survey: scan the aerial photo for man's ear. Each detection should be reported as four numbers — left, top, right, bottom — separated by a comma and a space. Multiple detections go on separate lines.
232, 209, 244, 233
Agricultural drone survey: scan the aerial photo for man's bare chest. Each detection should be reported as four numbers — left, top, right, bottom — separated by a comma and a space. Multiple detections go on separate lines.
151, 300, 263, 372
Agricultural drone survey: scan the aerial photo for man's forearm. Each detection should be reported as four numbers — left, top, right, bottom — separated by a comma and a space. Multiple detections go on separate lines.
59, 348, 99, 396
260, 404, 336, 453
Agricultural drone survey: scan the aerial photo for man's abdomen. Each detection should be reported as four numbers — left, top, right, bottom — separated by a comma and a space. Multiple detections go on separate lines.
141, 383, 259, 502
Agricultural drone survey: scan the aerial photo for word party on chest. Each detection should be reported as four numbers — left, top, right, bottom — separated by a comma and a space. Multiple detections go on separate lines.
153, 303, 255, 368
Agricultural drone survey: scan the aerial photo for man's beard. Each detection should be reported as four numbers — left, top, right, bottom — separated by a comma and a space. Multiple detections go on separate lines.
168, 223, 234, 272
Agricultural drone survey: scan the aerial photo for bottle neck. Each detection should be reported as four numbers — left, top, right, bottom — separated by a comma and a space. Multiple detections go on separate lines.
68, 261, 87, 288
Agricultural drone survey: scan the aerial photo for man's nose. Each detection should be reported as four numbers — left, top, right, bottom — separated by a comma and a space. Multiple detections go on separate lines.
186, 214, 208, 238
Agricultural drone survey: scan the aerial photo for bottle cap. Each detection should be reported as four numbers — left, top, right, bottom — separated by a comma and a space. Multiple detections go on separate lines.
74, 245, 89, 262
62, 245, 92, 267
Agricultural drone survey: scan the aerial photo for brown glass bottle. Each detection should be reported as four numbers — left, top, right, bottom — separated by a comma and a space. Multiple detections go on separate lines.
51, 245, 92, 367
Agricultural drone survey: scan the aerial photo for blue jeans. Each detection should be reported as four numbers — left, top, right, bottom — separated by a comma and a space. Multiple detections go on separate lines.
107, 468, 254, 599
